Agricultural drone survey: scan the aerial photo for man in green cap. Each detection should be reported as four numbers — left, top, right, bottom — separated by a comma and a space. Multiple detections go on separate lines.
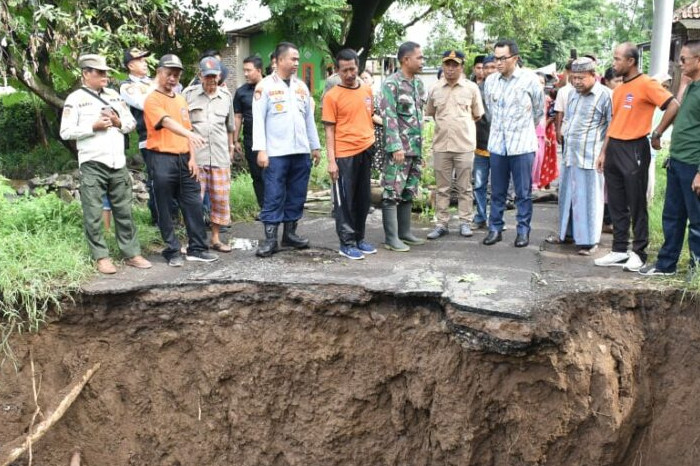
60, 54, 152, 274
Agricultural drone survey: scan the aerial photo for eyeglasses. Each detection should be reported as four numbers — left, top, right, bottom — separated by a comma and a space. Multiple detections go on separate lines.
493, 55, 515, 62
680, 55, 699, 64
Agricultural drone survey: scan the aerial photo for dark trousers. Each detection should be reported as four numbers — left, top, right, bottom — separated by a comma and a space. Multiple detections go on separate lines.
260, 153, 311, 224
333, 148, 373, 246
489, 152, 534, 236
604, 137, 650, 261
244, 142, 265, 208
656, 158, 700, 272
143, 148, 178, 224
147, 150, 208, 260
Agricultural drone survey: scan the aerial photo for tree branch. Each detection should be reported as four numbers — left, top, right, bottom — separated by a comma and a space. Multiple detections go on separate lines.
9, 55, 65, 110
402, 6, 438, 30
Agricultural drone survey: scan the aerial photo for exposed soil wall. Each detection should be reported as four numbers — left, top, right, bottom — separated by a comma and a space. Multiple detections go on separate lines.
0, 283, 698, 466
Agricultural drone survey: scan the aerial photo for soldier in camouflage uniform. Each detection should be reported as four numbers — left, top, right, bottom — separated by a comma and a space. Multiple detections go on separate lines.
380, 41, 427, 252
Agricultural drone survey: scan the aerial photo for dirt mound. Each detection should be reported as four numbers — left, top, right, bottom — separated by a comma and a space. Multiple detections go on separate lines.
0, 283, 698, 465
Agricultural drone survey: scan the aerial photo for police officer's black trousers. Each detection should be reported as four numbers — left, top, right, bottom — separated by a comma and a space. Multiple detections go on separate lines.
333, 147, 374, 246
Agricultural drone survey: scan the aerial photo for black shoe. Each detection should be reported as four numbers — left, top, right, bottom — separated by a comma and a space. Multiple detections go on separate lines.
505, 200, 515, 210
514, 234, 529, 248
256, 223, 279, 257
281, 221, 309, 249
483, 231, 502, 246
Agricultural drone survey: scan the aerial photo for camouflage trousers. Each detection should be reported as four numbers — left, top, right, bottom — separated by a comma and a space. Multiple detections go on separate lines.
381, 155, 422, 202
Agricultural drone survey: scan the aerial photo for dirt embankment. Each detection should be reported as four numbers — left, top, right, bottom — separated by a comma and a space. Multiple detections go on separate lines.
0, 283, 698, 466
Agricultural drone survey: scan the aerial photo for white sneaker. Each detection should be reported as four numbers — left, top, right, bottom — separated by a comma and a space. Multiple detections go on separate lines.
594, 251, 629, 267
622, 251, 644, 272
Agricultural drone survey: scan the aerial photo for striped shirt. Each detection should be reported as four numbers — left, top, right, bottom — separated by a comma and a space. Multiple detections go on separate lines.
562, 82, 612, 169
483, 67, 544, 156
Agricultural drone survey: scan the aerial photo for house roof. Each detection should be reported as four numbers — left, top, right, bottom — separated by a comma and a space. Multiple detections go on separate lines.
225, 19, 267, 36
675, 1, 700, 21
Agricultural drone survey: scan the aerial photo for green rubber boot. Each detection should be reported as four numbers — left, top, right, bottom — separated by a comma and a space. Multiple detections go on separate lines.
397, 201, 425, 245
382, 201, 410, 252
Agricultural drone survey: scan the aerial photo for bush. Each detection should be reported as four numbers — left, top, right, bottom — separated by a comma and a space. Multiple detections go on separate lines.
0, 92, 39, 153
0, 139, 77, 180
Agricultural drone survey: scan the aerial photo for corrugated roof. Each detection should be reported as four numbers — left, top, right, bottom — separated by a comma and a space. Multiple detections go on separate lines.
675, 1, 700, 21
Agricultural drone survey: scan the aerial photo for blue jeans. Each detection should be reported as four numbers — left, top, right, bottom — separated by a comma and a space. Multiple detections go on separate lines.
473, 154, 490, 224
656, 158, 700, 272
260, 153, 312, 224
489, 152, 534, 236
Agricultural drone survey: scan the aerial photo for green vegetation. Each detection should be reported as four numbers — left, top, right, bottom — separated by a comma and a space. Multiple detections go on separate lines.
646, 150, 700, 290
230, 171, 261, 221
0, 178, 163, 361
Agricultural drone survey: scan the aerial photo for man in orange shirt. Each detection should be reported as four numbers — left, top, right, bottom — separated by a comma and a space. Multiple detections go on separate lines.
594, 43, 679, 271
143, 54, 218, 267
322, 49, 377, 260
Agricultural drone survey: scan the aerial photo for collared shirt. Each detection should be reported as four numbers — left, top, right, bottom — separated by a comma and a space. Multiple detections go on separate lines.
562, 82, 612, 169
483, 67, 545, 156
60, 87, 136, 168
670, 80, 700, 170
183, 85, 235, 168
252, 73, 321, 157
426, 77, 484, 152
120, 74, 155, 147
381, 70, 426, 157
554, 83, 574, 113
233, 82, 255, 146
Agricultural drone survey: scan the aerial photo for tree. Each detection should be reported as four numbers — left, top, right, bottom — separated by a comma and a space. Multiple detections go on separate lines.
259, 0, 439, 68
0, 0, 224, 111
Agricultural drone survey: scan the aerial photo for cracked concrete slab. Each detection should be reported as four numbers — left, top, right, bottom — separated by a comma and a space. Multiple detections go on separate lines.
82, 201, 652, 319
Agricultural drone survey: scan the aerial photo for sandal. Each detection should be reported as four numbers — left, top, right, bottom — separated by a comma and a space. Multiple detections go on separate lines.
211, 242, 232, 253
545, 234, 573, 245
578, 245, 598, 256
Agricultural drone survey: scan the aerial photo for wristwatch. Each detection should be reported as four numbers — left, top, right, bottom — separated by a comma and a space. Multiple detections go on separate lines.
651, 130, 661, 139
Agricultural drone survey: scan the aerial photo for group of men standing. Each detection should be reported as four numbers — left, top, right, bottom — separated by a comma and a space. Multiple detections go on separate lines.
59, 36, 700, 277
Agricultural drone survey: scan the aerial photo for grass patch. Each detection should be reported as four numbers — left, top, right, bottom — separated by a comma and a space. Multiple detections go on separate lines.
0, 178, 161, 364
230, 171, 260, 221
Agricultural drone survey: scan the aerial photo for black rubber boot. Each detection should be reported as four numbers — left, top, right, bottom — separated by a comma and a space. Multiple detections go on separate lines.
256, 223, 279, 257
397, 201, 425, 245
281, 221, 309, 249
381, 200, 410, 252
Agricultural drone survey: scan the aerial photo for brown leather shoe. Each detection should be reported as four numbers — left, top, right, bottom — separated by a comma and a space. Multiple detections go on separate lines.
125, 255, 153, 269
96, 257, 117, 274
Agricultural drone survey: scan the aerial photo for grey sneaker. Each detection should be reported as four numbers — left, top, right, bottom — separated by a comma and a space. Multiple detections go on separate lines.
427, 225, 449, 240
168, 255, 185, 267
186, 250, 219, 262
460, 223, 473, 237
638, 263, 675, 276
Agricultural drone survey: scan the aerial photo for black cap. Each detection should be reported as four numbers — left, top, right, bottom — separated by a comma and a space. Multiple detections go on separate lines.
473, 55, 486, 65
158, 54, 184, 70
123, 47, 150, 68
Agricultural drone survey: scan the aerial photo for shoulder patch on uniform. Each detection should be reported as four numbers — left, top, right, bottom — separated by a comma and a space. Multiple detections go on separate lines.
254, 88, 262, 100
62, 107, 71, 118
